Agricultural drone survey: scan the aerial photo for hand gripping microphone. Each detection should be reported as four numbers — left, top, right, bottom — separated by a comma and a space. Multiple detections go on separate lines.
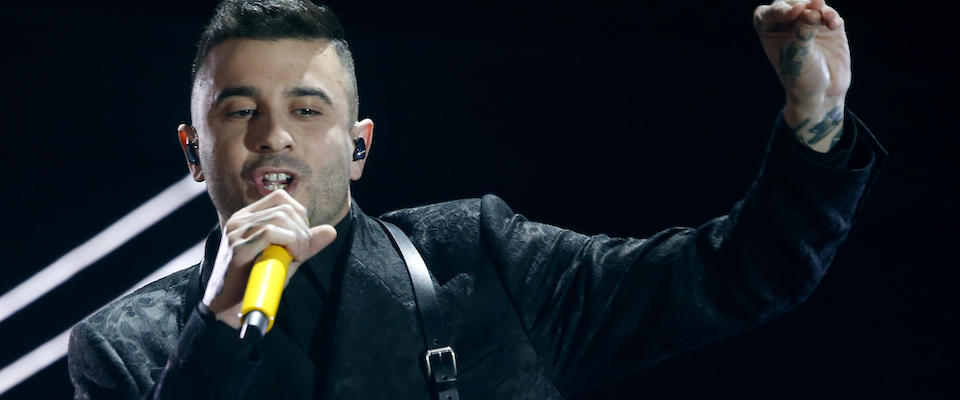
239, 245, 293, 341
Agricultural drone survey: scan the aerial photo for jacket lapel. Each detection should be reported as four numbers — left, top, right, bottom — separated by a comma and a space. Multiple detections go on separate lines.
316, 205, 433, 398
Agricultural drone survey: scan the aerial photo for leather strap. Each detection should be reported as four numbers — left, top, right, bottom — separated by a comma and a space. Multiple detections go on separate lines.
377, 220, 460, 400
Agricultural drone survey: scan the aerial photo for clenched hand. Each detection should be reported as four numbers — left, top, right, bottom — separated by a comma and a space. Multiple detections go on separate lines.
754, 0, 850, 152
201, 189, 337, 329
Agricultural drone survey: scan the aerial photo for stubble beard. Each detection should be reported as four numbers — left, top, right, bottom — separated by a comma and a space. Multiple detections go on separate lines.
305, 155, 351, 227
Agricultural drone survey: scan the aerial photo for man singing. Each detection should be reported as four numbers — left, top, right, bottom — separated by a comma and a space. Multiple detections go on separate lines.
68, 0, 885, 398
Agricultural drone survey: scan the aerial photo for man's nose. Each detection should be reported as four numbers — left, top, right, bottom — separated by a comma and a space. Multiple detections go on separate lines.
249, 113, 294, 153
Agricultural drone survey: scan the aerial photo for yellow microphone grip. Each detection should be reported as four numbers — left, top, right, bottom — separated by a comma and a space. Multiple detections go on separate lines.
240, 245, 293, 334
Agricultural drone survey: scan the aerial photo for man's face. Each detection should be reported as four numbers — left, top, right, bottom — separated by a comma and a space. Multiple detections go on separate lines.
185, 38, 370, 227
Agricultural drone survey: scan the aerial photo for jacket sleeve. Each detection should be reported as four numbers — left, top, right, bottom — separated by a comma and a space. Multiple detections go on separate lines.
478, 108, 887, 396
69, 319, 142, 399
68, 304, 262, 400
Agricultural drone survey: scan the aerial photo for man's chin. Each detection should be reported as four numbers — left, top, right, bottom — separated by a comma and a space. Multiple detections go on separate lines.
308, 198, 351, 228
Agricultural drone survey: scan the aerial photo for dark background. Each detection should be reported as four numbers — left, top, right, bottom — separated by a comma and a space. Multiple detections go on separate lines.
0, 0, 954, 398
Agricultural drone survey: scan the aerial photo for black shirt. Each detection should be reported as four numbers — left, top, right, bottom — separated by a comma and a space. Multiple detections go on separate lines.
275, 211, 354, 356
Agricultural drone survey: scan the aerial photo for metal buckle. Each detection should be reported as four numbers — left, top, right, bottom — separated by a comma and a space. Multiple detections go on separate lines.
424, 346, 457, 379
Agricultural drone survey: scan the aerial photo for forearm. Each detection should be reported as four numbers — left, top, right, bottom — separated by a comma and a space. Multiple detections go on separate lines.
784, 96, 845, 153
147, 304, 261, 399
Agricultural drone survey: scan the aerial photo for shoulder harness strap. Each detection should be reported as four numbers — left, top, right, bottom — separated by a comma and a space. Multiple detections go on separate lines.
376, 219, 460, 400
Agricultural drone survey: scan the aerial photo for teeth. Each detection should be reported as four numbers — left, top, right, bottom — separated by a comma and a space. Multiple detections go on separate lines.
263, 172, 290, 181
262, 172, 292, 192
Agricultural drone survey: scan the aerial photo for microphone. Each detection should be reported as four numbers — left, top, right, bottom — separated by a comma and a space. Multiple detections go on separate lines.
239, 244, 293, 341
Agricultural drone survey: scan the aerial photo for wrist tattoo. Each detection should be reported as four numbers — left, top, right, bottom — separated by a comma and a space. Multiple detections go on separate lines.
787, 106, 845, 150
806, 106, 844, 146
787, 118, 810, 137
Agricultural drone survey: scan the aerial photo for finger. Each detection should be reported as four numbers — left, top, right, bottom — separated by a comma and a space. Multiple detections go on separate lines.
828, 15, 844, 30
229, 204, 310, 238
822, 7, 836, 22
822, 6, 842, 30
226, 218, 305, 254
306, 224, 337, 258
795, 9, 822, 40
754, 2, 806, 32
755, 3, 799, 22
268, 224, 336, 287
779, 0, 810, 11
240, 223, 336, 266
806, 0, 825, 11
235, 189, 309, 223
233, 224, 299, 264
265, 189, 309, 224
800, 8, 822, 25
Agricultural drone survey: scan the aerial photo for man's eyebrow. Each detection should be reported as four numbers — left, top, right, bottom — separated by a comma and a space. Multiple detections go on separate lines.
286, 86, 333, 107
214, 86, 257, 105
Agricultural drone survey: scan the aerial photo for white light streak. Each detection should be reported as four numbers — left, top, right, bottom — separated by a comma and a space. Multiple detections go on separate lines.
0, 241, 206, 396
0, 175, 205, 325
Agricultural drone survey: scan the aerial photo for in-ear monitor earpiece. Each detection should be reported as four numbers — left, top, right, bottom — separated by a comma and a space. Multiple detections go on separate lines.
186, 142, 200, 164
353, 138, 366, 161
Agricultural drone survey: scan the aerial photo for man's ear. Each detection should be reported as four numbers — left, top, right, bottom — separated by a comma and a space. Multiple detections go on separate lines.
349, 118, 374, 181
177, 124, 204, 182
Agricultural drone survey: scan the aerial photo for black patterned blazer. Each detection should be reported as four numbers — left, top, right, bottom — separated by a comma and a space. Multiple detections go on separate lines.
68, 110, 886, 399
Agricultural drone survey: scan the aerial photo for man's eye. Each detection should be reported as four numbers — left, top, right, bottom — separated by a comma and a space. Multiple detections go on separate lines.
295, 108, 322, 117
228, 109, 255, 118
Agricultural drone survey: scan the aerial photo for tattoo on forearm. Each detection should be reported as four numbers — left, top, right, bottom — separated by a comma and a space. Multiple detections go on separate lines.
787, 118, 810, 136
778, 28, 814, 82
778, 42, 808, 81
805, 106, 844, 146
795, 28, 815, 41
787, 106, 845, 150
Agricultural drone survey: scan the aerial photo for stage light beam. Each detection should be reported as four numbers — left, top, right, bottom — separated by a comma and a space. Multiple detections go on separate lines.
0, 241, 206, 396
0, 175, 205, 325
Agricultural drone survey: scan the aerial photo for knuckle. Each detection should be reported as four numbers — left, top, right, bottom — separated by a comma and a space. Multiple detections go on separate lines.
225, 217, 245, 233
264, 225, 295, 242
232, 238, 253, 250
256, 212, 283, 227
239, 226, 266, 243
227, 224, 253, 243
280, 203, 297, 217
274, 211, 296, 227
262, 224, 282, 236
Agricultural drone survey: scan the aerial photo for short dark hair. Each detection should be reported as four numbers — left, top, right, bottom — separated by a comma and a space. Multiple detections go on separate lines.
192, 0, 359, 122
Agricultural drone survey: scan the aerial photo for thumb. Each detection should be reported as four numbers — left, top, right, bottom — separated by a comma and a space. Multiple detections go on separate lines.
795, 9, 822, 41
307, 224, 338, 256
283, 225, 336, 285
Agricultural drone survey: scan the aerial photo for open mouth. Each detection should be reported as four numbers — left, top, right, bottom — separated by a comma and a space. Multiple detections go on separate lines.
253, 169, 299, 196
262, 172, 294, 191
